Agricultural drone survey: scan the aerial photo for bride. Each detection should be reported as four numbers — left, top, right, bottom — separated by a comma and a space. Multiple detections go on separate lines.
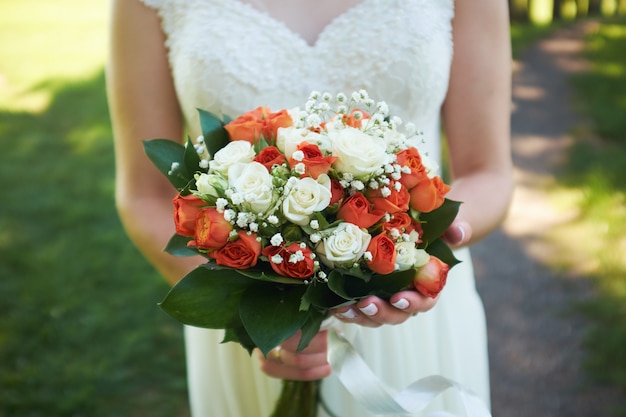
107, 0, 513, 415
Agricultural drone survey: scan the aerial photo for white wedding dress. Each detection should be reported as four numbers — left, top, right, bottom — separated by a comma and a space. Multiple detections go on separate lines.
139, 0, 490, 415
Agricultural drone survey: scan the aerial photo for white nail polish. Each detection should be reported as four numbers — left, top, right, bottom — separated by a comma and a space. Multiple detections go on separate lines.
338, 308, 358, 319
359, 303, 378, 316
457, 225, 466, 243
392, 298, 410, 310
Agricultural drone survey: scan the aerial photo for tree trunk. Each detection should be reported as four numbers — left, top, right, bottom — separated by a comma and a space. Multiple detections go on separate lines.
577, 0, 590, 16
510, 0, 530, 21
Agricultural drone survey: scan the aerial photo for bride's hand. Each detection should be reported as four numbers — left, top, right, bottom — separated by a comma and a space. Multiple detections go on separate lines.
258, 330, 331, 381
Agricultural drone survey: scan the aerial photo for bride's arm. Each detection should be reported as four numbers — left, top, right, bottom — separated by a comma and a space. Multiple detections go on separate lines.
441, 0, 514, 245
107, 0, 205, 285
332, 0, 513, 327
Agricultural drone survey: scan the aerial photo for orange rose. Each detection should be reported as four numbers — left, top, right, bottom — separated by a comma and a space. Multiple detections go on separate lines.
381, 212, 420, 238
254, 145, 287, 171
366, 234, 397, 275
173, 194, 205, 237
396, 147, 428, 190
408, 176, 450, 213
336, 193, 385, 229
412, 256, 450, 298
366, 181, 410, 214
342, 109, 370, 129
329, 179, 344, 205
289, 142, 337, 179
224, 106, 293, 144
210, 231, 261, 269
262, 243, 315, 280
190, 208, 233, 250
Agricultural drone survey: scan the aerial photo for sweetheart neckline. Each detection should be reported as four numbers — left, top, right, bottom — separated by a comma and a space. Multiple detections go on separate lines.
230, 0, 371, 48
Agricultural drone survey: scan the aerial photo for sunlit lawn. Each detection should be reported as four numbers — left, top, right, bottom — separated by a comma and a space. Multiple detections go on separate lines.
0, 1, 188, 415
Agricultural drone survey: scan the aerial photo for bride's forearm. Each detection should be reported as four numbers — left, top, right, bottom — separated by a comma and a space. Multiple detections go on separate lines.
447, 170, 514, 245
116, 196, 205, 286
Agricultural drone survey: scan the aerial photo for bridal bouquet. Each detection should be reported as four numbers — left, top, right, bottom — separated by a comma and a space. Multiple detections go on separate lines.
144, 90, 460, 417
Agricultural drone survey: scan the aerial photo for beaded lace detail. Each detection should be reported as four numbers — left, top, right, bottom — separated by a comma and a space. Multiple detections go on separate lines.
141, 0, 454, 154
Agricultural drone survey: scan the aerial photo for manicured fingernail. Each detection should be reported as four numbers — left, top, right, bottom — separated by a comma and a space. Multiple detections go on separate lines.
457, 225, 466, 244
392, 298, 410, 310
337, 308, 358, 319
359, 303, 378, 316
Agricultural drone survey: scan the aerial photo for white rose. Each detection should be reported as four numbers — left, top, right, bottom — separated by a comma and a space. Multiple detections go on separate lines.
330, 127, 389, 179
228, 162, 274, 213
316, 222, 372, 268
195, 173, 226, 198
282, 174, 332, 226
210, 141, 255, 175
276, 127, 331, 158
395, 243, 430, 271
276, 127, 307, 158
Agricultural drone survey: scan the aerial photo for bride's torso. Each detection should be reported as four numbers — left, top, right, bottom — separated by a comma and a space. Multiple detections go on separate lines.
145, 0, 454, 156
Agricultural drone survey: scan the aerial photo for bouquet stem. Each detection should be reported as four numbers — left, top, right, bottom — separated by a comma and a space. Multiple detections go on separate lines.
270, 379, 320, 417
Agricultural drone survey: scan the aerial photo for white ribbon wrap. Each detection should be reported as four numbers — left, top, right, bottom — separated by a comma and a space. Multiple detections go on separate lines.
326, 330, 492, 417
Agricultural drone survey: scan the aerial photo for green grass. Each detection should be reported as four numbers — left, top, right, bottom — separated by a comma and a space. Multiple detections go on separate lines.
0, 1, 189, 416
560, 16, 626, 409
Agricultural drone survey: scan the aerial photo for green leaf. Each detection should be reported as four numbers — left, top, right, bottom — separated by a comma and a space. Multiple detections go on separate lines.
198, 108, 230, 157
236, 267, 307, 285
302, 281, 348, 310
327, 269, 416, 301
239, 283, 309, 356
222, 327, 256, 355
183, 136, 202, 175
164, 234, 198, 257
425, 238, 461, 268
253, 135, 271, 154
143, 139, 192, 189
419, 199, 461, 244
297, 309, 327, 352
159, 264, 252, 328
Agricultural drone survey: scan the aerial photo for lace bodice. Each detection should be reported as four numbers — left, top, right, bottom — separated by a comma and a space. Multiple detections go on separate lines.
142, 0, 454, 156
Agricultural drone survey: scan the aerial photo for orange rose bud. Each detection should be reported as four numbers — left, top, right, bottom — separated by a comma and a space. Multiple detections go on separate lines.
366, 234, 397, 275
254, 145, 287, 171
396, 147, 428, 190
191, 208, 233, 251
336, 193, 385, 229
342, 109, 370, 129
408, 176, 450, 213
367, 181, 410, 214
412, 256, 450, 298
173, 194, 205, 237
289, 142, 337, 179
262, 243, 315, 280
224, 106, 293, 144
210, 231, 261, 269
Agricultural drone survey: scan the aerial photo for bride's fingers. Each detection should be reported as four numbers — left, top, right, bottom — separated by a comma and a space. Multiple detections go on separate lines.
442, 219, 472, 247
333, 292, 438, 326
389, 290, 438, 314
258, 348, 331, 380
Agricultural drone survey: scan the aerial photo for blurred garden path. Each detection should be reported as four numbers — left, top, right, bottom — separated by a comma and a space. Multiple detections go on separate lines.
472, 22, 624, 416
